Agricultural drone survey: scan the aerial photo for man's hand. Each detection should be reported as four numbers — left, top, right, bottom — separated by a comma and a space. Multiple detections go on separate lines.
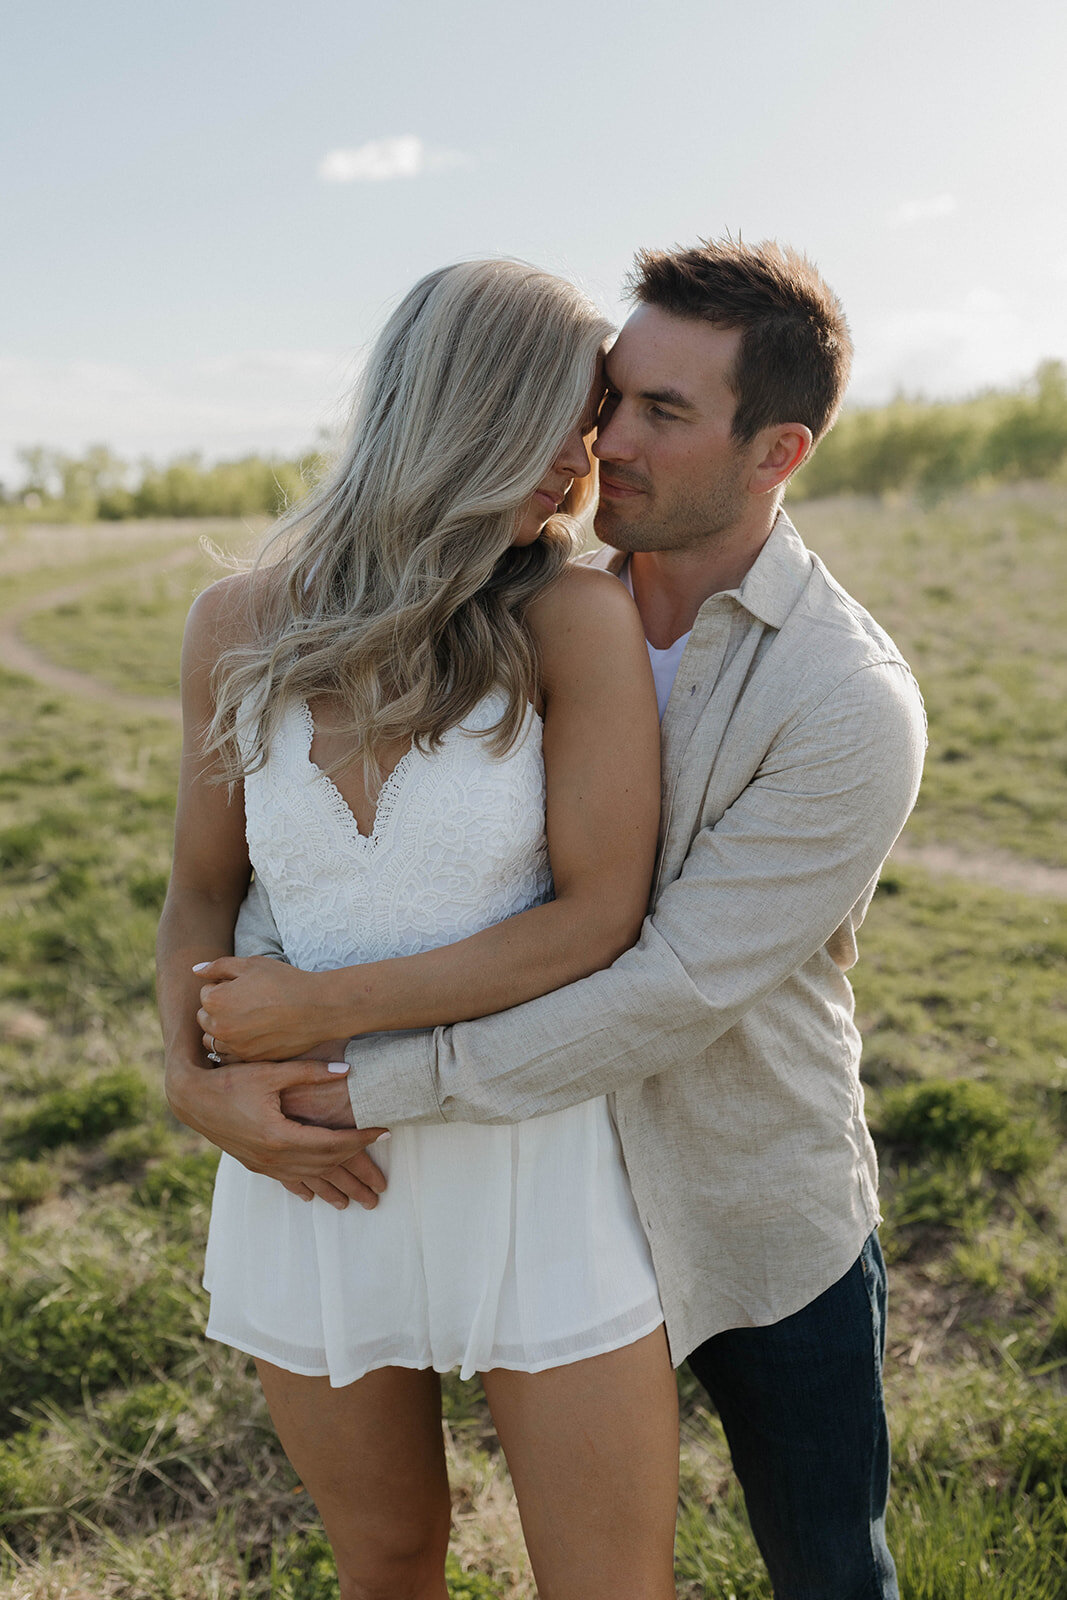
276, 1072, 391, 1209
193, 955, 336, 1061
165, 1053, 388, 1211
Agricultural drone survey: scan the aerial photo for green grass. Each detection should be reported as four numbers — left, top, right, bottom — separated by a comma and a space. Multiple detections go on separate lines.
20, 556, 220, 698
795, 483, 1067, 865
1, 498, 1066, 1596
16, 489, 1067, 866
0, 518, 255, 610
6, 1069, 149, 1156
854, 868, 1067, 1089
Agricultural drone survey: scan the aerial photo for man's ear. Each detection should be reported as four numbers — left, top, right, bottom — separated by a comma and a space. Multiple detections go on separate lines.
747, 424, 813, 495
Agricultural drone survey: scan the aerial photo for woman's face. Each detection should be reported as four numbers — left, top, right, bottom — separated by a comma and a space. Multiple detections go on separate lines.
512, 372, 604, 547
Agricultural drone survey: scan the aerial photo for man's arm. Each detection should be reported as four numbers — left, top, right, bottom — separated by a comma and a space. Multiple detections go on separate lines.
345, 659, 926, 1127
233, 875, 287, 958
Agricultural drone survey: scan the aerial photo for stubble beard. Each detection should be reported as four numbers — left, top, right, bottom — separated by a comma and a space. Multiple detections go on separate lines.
595, 469, 749, 556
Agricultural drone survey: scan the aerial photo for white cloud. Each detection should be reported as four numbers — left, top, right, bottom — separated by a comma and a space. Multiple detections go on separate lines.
887, 194, 958, 228
0, 351, 358, 485
317, 136, 470, 184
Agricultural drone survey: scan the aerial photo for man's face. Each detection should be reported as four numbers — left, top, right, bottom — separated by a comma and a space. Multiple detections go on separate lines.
593, 304, 753, 553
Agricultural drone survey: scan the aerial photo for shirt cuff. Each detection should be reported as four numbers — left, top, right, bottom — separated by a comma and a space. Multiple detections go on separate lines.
344, 1030, 446, 1127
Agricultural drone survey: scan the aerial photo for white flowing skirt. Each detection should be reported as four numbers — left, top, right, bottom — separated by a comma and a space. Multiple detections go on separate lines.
203, 1096, 662, 1384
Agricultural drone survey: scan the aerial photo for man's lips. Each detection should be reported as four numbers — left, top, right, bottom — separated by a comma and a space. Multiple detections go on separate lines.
599, 474, 646, 499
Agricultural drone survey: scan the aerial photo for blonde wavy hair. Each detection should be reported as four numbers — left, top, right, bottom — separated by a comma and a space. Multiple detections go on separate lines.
206, 259, 612, 785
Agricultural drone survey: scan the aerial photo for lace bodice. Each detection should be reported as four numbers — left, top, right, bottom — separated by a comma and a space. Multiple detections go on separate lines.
240, 690, 552, 972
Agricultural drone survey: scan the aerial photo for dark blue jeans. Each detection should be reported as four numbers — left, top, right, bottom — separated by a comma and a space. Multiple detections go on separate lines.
686, 1232, 899, 1600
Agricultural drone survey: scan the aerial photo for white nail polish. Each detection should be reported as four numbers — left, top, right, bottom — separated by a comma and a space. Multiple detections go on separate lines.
374, 1131, 391, 1143
192, 962, 210, 972
327, 1061, 350, 1074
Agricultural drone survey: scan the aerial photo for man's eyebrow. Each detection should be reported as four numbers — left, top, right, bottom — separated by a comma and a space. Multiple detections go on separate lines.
600, 366, 698, 412
641, 387, 698, 411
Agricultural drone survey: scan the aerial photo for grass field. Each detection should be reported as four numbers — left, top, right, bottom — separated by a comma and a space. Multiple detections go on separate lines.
1, 490, 1065, 1597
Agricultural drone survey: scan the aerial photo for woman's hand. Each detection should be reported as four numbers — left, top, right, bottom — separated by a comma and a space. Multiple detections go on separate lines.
195, 955, 340, 1061
165, 1050, 388, 1210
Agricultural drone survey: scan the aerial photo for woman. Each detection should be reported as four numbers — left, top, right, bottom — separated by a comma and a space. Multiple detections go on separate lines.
157, 260, 677, 1600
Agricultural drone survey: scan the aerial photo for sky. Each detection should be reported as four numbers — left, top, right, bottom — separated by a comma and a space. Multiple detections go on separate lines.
3, 0, 1066, 484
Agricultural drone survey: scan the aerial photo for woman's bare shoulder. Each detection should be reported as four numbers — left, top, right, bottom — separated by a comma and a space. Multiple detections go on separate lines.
525, 561, 647, 681
183, 565, 281, 654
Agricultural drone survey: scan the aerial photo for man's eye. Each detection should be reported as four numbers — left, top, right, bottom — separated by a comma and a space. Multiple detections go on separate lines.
650, 405, 676, 421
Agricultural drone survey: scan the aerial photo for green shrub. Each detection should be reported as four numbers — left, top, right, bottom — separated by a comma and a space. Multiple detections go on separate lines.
951, 1235, 1009, 1294
98, 1119, 172, 1179
20, 902, 158, 1009
6, 1067, 149, 1155
0, 822, 45, 869
1003, 1406, 1067, 1494
0, 1156, 57, 1208
273, 1528, 340, 1600
42, 862, 93, 904
873, 1079, 1042, 1177
790, 360, 1067, 501
0, 1422, 54, 1527
445, 1554, 504, 1598
0, 1382, 197, 1542
94, 1379, 187, 1458
1030, 1285, 1067, 1364
0, 1248, 200, 1433
0, 811, 80, 870
11, 443, 325, 522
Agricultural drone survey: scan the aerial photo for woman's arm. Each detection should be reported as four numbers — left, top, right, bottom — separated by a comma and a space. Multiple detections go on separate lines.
158, 575, 388, 1205
195, 565, 660, 1060
157, 575, 256, 1077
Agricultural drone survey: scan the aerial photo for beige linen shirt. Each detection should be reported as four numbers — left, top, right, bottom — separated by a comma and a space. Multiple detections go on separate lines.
235, 511, 927, 1363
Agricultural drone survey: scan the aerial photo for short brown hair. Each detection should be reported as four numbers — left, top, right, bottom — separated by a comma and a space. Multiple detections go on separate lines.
626, 237, 853, 445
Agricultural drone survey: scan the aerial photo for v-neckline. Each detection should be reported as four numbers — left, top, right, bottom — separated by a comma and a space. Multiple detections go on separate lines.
298, 700, 418, 845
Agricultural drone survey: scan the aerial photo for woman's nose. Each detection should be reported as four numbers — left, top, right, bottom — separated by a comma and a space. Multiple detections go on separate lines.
555, 426, 592, 479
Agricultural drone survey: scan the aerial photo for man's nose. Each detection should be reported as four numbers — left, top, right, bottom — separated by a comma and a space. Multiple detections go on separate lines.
591, 405, 632, 463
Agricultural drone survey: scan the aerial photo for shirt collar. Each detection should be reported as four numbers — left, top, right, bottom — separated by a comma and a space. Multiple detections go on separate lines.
727, 510, 813, 629
589, 508, 813, 631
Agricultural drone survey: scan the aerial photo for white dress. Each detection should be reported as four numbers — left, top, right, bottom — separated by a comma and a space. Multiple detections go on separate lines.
203, 689, 662, 1384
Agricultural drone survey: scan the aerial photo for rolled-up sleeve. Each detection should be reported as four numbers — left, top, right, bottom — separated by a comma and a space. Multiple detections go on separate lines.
346, 659, 926, 1128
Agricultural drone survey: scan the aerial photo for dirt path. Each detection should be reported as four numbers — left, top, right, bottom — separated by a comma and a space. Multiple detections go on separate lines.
889, 838, 1067, 900
0, 548, 196, 724
4, 549, 1067, 901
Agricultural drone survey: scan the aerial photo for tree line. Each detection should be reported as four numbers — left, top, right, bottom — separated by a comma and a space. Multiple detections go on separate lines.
4, 360, 1067, 520
5, 445, 325, 522
790, 359, 1067, 500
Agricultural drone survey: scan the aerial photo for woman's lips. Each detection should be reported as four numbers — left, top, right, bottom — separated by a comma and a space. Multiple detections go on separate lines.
534, 490, 559, 510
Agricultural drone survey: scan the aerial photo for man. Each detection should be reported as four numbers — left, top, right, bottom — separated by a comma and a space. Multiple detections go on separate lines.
175, 238, 925, 1598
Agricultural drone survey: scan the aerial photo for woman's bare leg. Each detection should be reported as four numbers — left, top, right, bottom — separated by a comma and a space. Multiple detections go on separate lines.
481, 1327, 678, 1600
255, 1360, 452, 1600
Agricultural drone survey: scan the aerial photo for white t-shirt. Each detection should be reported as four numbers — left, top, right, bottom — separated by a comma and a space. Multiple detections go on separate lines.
620, 560, 691, 721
